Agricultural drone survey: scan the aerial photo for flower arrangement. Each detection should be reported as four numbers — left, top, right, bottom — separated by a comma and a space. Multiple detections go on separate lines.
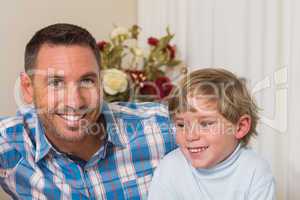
97, 25, 182, 102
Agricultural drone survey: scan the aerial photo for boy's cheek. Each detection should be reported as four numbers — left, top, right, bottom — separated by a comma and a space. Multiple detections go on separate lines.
175, 132, 186, 145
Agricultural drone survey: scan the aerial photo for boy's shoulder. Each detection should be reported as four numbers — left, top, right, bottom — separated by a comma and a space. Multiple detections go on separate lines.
158, 147, 273, 176
239, 147, 273, 176
240, 147, 270, 164
157, 148, 188, 171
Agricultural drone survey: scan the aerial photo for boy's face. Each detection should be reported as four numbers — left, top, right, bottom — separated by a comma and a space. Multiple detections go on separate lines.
175, 96, 240, 169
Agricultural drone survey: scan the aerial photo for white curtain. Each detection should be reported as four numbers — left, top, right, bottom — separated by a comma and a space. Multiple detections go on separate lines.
138, 0, 300, 199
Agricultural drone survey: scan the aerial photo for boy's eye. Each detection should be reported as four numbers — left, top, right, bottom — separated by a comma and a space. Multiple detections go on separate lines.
80, 79, 95, 88
199, 120, 216, 128
175, 121, 185, 128
48, 79, 64, 88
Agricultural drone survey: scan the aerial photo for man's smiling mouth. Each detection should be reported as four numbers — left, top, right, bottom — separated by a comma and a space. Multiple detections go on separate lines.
57, 113, 86, 122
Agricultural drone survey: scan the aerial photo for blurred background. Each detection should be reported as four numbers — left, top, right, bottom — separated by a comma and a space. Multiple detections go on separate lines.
1, 0, 299, 199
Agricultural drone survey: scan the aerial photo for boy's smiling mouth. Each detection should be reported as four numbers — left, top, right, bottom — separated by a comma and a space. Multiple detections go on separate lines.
187, 146, 209, 153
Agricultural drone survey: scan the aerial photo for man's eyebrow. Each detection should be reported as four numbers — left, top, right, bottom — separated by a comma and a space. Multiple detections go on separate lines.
47, 75, 64, 80
45, 72, 98, 81
80, 72, 98, 79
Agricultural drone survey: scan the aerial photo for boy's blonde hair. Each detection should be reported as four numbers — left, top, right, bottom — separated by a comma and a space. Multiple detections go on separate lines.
168, 68, 259, 146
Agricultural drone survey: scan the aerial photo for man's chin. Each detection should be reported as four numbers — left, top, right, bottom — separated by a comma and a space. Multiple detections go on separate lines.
40, 112, 99, 142
54, 127, 87, 142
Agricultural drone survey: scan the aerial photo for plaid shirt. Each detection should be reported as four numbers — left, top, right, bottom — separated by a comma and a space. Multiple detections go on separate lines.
0, 102, 176, 200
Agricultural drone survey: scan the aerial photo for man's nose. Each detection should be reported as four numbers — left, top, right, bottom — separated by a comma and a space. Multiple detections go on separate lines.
64, 83, 85, 110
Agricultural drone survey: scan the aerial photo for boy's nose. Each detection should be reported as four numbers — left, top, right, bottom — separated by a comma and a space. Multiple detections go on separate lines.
185, 126, 201, 142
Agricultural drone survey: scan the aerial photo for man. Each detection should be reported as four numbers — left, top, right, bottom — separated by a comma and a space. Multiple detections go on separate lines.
0, 23, 176, 199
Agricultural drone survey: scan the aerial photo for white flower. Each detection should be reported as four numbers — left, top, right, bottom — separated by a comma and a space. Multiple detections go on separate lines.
132, 47, 144, 57
102, 69, 128, 95
110, 27, 129, 39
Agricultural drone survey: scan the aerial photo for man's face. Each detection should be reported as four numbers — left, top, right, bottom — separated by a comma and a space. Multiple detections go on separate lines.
30, 44, 102, 142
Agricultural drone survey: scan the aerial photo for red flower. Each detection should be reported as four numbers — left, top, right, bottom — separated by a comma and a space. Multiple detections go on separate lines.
148, 37, 159, 46
139, 76, 173, 99
139, 83, 158, 97
167, 44, 176, 59
155, 76, 173, 98
97, 41, 108, 51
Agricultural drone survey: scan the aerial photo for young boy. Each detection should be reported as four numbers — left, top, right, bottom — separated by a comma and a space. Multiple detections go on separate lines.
148, 68, 275, 199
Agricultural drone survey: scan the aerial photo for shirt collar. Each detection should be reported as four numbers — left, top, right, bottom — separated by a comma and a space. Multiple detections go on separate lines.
101, 102, 127, 148
22, 102, 126, 163
34, 119, 53, 162
195, 143, 242, 176
18, 105, 53, 163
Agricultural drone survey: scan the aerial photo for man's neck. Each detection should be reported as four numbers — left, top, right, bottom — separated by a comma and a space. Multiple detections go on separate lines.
46, 132, 104, 161
43, 115, 107, 161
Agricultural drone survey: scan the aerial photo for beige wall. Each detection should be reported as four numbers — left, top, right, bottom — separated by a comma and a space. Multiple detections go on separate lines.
0, 1, 136, 199
0, 0, 137, 116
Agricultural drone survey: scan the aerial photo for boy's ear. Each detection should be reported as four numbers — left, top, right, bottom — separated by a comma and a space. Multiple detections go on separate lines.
235, 114, 251, 139
20, 72, 34, 104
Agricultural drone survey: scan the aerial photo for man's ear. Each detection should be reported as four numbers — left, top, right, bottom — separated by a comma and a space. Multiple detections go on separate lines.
20, 72, 34, 104
235, 114, 251, 139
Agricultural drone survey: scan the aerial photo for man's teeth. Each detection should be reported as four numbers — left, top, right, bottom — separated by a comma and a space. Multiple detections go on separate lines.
188, 146, 208, 153
60, 115, 84, 121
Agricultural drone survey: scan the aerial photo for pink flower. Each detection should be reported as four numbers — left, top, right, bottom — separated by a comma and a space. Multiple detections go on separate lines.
97, 41, 108, 51
148, 37, 159, 46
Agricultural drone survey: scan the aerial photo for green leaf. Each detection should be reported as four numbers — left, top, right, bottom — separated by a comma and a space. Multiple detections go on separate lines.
158, 35, 174, 48
129, 25, 140, 39
167, 60, 181, 67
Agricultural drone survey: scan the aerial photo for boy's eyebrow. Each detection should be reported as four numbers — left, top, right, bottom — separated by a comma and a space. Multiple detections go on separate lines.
174, 112, 218, 120
196, 116, 217, 120
174, 116, 184, 121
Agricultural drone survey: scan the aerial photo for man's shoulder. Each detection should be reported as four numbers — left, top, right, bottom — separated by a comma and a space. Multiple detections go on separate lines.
0, 105, 35, 132
108, 102, 174, 138
0, 116, 25, 137
0, 116, 25, 169
108, 102, 170, 118
106, 102, 177, 154
0, 107, 35, 154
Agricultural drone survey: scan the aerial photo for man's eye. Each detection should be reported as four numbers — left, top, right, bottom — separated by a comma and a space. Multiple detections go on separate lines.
48, 79, 64, 88
80, 79, 95, 88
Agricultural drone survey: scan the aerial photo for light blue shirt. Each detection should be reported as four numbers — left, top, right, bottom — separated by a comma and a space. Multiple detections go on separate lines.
148, 144, 276, 200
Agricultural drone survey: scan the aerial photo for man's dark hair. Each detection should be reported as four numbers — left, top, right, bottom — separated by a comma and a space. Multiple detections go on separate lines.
24, 23, 100, 72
